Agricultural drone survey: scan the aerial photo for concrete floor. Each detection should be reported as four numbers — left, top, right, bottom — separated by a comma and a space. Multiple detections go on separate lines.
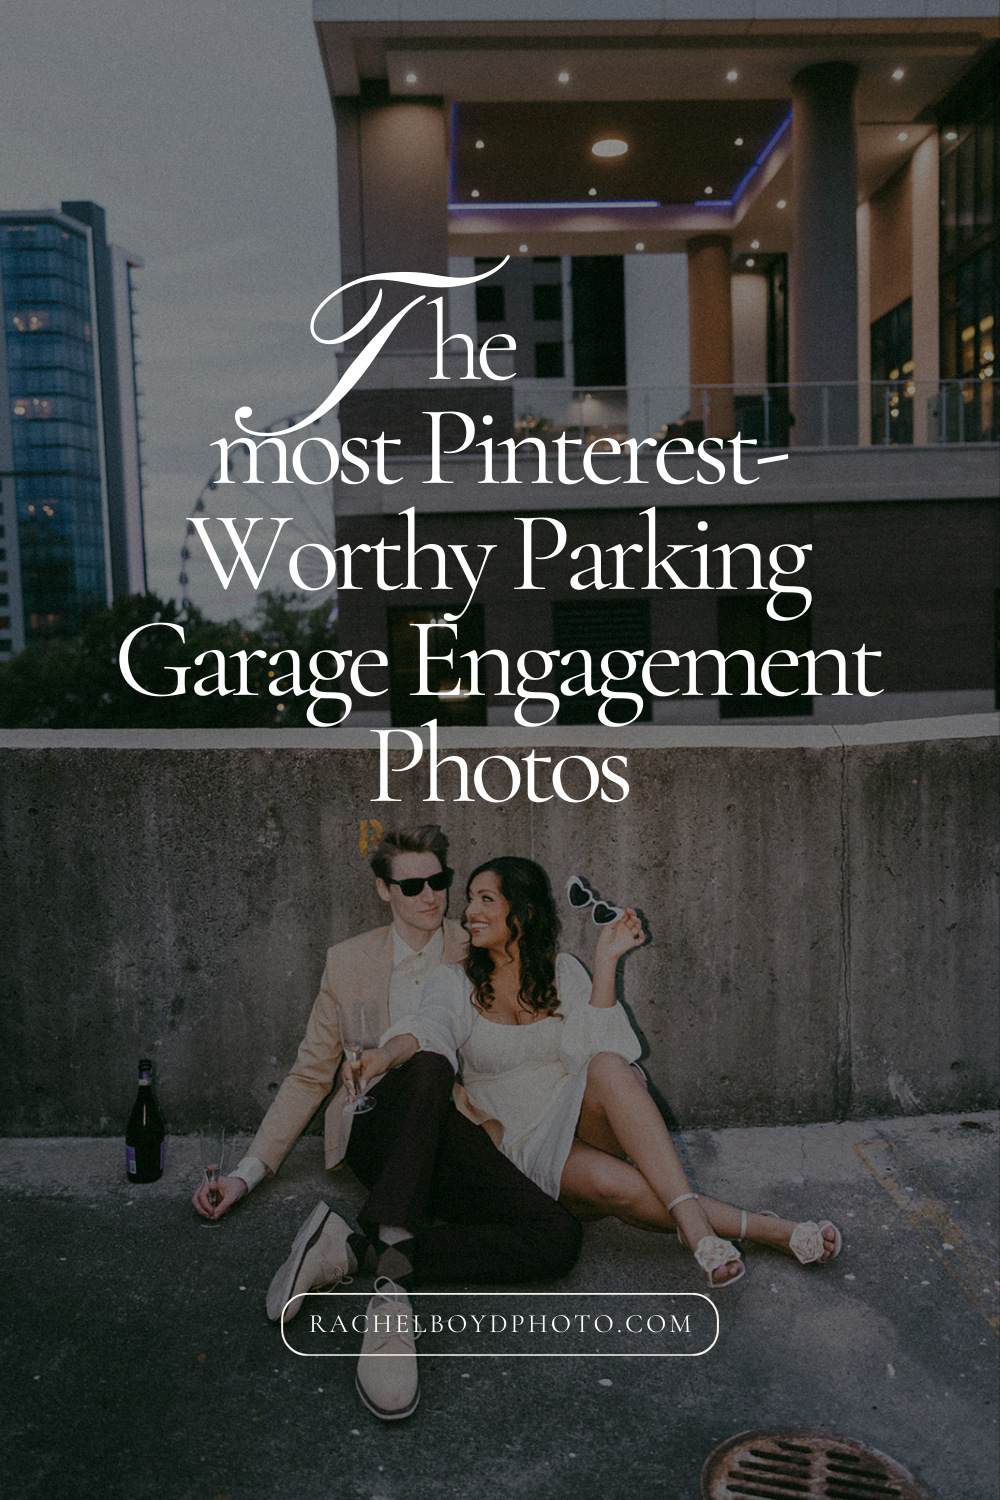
2, 1112, 997, 1500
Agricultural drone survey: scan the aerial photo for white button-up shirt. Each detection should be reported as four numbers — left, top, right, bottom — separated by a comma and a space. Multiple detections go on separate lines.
388, 924, 444, 1024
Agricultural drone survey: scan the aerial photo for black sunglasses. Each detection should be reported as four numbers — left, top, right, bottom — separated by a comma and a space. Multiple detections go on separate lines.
387, 867, 454, 897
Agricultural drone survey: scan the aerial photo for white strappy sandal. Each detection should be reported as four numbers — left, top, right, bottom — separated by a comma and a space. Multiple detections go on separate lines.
759, 1210, 842, 1264
666, 1193, 745, 1290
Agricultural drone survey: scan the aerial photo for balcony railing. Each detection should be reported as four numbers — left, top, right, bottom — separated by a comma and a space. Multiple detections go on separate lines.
508, 378, 999, 449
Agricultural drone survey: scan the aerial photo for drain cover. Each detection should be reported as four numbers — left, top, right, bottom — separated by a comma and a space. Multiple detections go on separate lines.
701, 1428, 933, 1499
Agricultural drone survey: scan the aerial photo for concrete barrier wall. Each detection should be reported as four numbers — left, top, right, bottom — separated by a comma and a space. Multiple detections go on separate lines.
0, 717, 996, 1136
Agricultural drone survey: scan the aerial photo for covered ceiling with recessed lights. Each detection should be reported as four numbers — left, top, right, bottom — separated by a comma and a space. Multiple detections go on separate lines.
313, 3, 998, 255
450, 101, 790, 208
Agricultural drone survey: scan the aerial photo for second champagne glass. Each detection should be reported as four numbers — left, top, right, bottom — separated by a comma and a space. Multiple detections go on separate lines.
337, 1003, 376, 1114
199, 1124, 226, 1208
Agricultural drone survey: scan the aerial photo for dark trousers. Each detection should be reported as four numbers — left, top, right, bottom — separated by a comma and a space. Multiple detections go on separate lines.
344, 1051, 582, 1287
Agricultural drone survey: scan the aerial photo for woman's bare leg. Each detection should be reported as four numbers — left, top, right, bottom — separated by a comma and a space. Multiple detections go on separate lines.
566, 1053, 838, 1264
565, 1053, 742, 1283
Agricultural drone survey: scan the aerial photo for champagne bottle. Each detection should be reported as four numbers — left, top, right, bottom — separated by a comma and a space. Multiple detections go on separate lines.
125, 1058, 166, 1182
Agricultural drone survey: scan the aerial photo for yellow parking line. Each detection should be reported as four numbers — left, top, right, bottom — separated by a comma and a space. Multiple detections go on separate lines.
854, 1140, 999, 1337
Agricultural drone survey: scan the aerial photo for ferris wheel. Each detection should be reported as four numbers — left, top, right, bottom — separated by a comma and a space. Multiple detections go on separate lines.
178, 411, 339, 621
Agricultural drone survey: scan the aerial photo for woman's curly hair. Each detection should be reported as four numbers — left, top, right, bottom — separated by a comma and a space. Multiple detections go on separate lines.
464, 856, 560, 1017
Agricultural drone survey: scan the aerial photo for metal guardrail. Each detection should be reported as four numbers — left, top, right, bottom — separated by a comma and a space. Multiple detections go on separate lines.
507, 379, 999, 449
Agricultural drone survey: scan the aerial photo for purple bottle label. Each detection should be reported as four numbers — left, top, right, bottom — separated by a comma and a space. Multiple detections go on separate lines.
126, 1147, 136, 1174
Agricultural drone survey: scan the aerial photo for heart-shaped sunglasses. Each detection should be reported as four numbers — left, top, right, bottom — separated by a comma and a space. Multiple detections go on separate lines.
566, 875, 624, 926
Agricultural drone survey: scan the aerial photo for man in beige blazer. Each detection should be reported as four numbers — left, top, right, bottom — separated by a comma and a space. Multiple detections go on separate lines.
192, 824, 581, 1421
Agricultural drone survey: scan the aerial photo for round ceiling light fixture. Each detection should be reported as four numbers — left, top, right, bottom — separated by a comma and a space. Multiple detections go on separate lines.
592, 139, 628, 158
558, 70, 570, 83
588, 187, 597, 196
777, 199, 787, 209
735, 137, 744, 146
635, 242, 645, 251
750, 239, 760, 249
475, 139, 484, 149
898, 131, 908, 142
726, 70, 738, 82
892, 68, 905, 81
405, 72, 417, 84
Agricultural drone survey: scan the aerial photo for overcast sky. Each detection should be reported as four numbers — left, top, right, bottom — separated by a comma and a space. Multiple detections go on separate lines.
1, 0, 343, 609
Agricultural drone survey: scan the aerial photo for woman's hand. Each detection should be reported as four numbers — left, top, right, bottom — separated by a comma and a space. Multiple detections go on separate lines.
342, 1034, 419, 1101
350, 1045, 393, 1094
595, 908, 646, 965
191, 1173, 247, 1220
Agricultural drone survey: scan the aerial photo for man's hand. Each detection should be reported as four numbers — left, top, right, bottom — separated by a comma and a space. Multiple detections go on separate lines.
191, 1174, 248, 1220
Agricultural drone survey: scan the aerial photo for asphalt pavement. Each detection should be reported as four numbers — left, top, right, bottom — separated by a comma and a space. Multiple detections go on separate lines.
2, 1111, 997, 1500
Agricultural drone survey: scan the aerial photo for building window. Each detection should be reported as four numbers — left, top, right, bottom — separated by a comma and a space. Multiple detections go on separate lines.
871, 299, 914, 445
553, 599, 651, 726
387, 605, 487, 728
533, 282, 562, 322
534, 341, 565, 379
939, 243, 998, 442
571, 257, 626, 387
938, 66, 997, 443
716, 598, 812, 718
475, 284, 505, 322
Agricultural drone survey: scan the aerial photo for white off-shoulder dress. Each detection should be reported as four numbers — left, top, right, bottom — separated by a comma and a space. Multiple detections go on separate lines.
382, 953, 641, 1200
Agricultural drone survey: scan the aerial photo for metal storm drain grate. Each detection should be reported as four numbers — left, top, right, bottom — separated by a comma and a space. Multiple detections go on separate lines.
701, 1428, 933, 1500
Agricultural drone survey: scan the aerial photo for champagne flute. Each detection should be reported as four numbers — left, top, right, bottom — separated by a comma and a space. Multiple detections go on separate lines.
337, 1003, 376, 1114
199, 1124, 226, 1208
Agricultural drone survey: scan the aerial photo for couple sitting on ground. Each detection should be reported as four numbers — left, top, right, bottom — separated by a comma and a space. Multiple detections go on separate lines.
192, 824, 841, 1420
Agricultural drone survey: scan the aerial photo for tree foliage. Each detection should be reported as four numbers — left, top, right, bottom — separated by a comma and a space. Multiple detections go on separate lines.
0, 593, 338, 728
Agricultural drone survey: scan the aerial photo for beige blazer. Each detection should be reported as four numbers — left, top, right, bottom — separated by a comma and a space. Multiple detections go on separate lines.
247, 919, 475, 1175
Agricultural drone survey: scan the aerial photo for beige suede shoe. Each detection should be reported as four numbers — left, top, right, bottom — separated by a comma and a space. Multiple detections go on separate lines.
266, 1202, 361, 1323
355, 1278, 420, 1421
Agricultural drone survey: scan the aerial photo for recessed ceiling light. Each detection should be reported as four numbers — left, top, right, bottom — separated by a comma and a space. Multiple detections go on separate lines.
475, 140, 485, 150
635, 242, 645, 251
735, 137, 744, 146
704, 186, 713, 195
592, 139, 628, 158
471, 190, 480, 198
777, 199, 786, 209
750, 239, 760, 249
892, 68, 904, 81
519, 244, 528, 253
727, 70, 738, 82
588, 187, 597, 196
405, 72, 417, 84
944, 130, 958, 141
558, 70, 570, 83
898, 131, 908, 142
746, 258, 755, 267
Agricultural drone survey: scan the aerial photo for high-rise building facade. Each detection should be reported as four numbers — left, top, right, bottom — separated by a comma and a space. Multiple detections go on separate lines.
304, 3, 998, 728
0, 201, 145, 654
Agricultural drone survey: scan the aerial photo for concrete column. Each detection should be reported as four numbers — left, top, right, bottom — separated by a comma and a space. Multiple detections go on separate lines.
686, 234, 734, 438
856, 201, 872, 445
910, 134, 940, 444
334, 84, 450, 356
791, 63, 860, 445
625, 253, 689, 439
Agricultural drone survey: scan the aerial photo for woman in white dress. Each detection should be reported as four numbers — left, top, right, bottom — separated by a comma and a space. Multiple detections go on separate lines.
366, 856, 841, 1290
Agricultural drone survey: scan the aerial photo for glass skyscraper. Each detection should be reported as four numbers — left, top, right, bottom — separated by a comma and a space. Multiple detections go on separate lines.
0, 202, 145, 653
